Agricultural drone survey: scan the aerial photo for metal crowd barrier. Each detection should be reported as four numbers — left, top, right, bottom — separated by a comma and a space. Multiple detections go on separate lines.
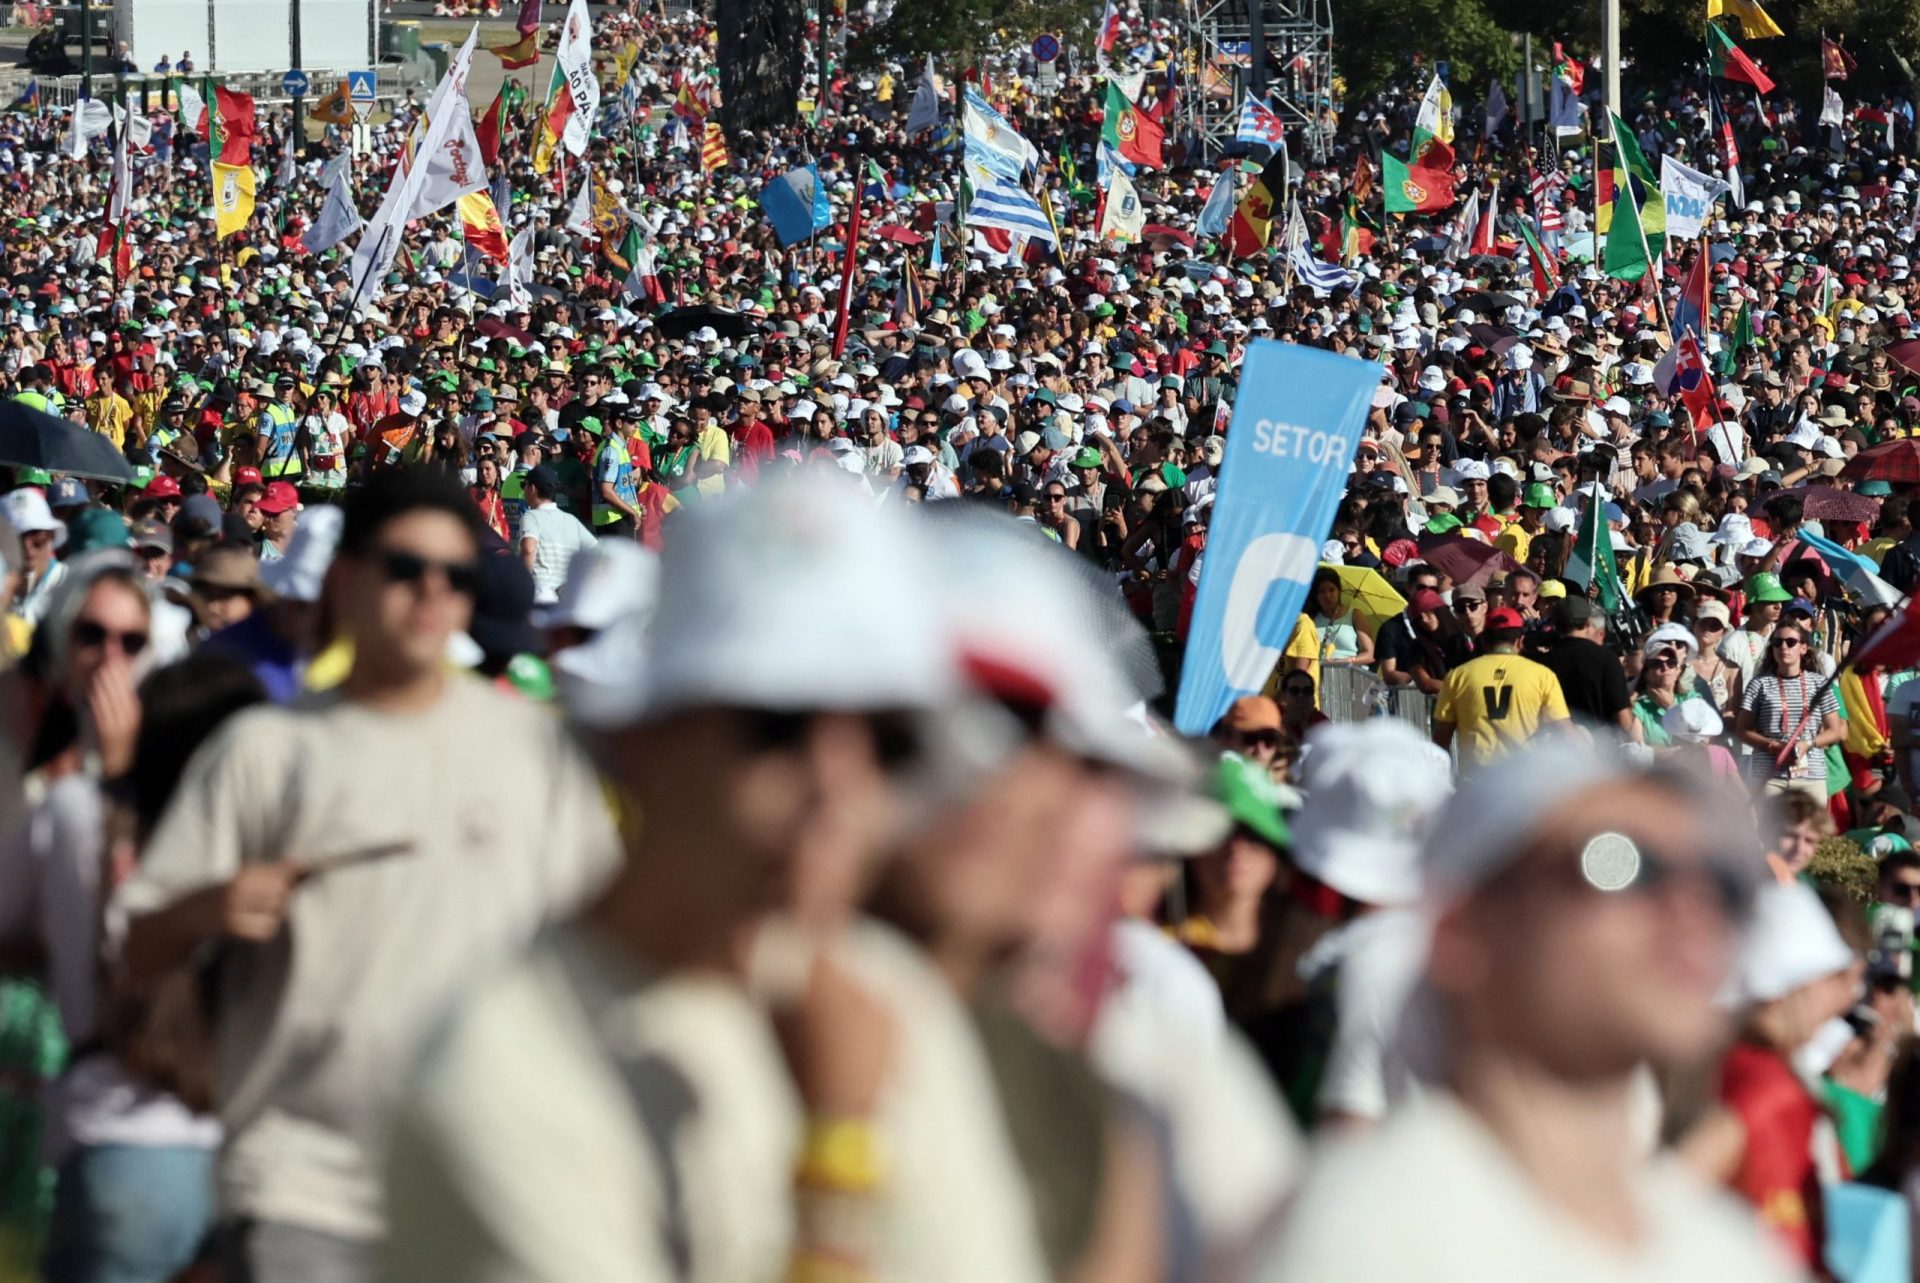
0, 64, 419, 109
1318, 665, 1436, 736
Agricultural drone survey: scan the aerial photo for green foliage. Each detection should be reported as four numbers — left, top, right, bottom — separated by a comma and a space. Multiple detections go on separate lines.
848, 0, 1091, 69
1809, 835, 1878, 902
1333, 0, 1520, 101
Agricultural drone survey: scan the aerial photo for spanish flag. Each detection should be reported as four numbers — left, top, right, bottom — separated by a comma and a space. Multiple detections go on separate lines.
487, 29, 540, 69
1224, 149, 1287, 257
213, 161, 255, 239
458, 191, 511, 264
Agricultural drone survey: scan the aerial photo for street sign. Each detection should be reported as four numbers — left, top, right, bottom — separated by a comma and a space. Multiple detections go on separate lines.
282, 69, 310, 98
1032, 33, 1060, 63
347, 69, 377, 119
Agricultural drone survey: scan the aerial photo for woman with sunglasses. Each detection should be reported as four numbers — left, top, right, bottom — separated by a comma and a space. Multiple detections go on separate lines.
1734, 622, 1847, 799
1690, 600, 1735, 712
1631, 637, 1703, 747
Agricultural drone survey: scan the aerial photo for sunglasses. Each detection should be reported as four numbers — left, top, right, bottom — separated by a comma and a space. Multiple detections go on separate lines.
1770, 636, 1805, 650
1697, 619, 1726, 632
1456, 598, 1486, 609
1235, 728, 1281, 746
375, 549, 482, 597
71, 618, 148, 656
1280, 685, 1314, 698
1645, 654, 1679, 670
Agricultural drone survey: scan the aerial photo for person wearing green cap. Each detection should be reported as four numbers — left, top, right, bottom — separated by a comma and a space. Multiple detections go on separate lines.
1174, 754, 1290, 966
1496, 482, 1559, 564
1722, 572, 1793, 704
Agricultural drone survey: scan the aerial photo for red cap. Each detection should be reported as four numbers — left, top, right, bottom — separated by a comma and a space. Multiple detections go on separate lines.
1485, 606, 1527, 632
144, 475, 182, 498
256, 480, 300, 515
233, 466, 263, 486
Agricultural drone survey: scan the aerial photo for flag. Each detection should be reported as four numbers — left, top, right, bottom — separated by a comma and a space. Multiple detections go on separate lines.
961, 86, 1038, 180
564, 168, 594, 233
759, 163, 835, 245
621, 226, 665, 304
1225, 149, 1287, 256
1549, 75, 1583, 135
1515, 218, 1558, 296
1672, 251, 1710, 338
1291, 239, 1359, 295
1847, 604, 1920, 674
1565, 486, 1625, 612
1098, 166, 1146, 242
864, 158, 892, 202
1656, 332, 1717, 426
488, 28, 540, 68
1196, 167, 1235, 238
962, 159, 1056, 246
1102, 81, 1163, 169
1601, 112, 1665, 256
303, 165, 363, 254
1602, 161, 1651, 280
907, 53, 943, 136
1531, 168, 1565, 232
409, 86, 490, 219
212, 161, 255, 239
1382, 153, 1455, 213
700, 121, 729, 171
310, 79, 354, 127
831, 184, 866, 357
1822, 34, 1856, 80
672, 79, 708, 123
1659, 152, 1730, 239
1096, 0, 1122, 56
543, 0, 598, 157
1470, 182, 1497, 253
457, 190, 511, 264
1732, 299, 1755, 353
1412, 71, 1454, 167
175, 80, 205, 133
7, 79, 40, 113
513, 0, 542, 32
1552, 42, 1585, 94
1351, 153, 1373, 204
1707, 23, 1775, 94
1821, 85, 1845, 128
1449, 188, 1479, 259
97, 99, 133, 280
1710, 84, 1745, 208
1484, 80, 1509, 137
1235, 94, 1286, 146
475, 87, 507, 167
1709, 0, 1783, 38
201, 84, 256, 165
893, 254, 926, 328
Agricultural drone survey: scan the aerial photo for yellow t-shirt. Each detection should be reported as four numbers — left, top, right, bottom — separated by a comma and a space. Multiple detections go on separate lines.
1434, 650, 1569, 768
694, 424, 732, 498
1495, 524, 1533, 565
1263, 614, 1321, 696
1861, 535, 1898, 567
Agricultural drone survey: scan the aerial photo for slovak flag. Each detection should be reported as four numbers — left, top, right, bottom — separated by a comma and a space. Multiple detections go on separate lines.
1654, 330, 1718, 426
1671, 251, 1711, 339
1235, 95, 1286, 146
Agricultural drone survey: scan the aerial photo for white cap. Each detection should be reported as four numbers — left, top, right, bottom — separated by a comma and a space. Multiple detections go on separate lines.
546, 538, 659, 632
1451, 459, 1490, 482
1723, 881, 1855, 1006
259, 503, 341, 602
1290, 721, 1453, 907
399, 389, 427, 415
1662, 699, 1723, 743
1641, 622, 1698, 658
1, 488, 65, 547
638, 474, 949, 719
1711, 513, 1754, 544
550, 543, 661, 724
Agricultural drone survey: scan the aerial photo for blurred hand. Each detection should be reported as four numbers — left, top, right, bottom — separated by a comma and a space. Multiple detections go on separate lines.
87, 657, 141, 779
774, 949, 897, 1119
224, 863, 306, 942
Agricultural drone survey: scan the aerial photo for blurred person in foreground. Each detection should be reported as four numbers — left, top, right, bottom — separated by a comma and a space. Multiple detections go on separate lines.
384, 476, 1056, 1283
1250, 738, 1798, 1282
113, 468, 618, 1283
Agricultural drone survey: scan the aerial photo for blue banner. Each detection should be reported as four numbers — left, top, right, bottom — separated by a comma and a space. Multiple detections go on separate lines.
1174, 342, 1379, 734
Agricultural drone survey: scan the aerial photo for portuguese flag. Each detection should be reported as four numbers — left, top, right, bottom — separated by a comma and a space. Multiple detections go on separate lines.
1707, 22, 1775, 94
1382, 152, 1455, 213
200, 80, 256, 165
1101, 81, 1164, 170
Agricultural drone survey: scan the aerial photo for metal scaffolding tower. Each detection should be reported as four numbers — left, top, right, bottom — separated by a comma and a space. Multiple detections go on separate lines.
1170, 0, 1334, 163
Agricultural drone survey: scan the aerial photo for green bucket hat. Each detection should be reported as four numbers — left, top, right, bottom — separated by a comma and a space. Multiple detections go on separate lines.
1744, 571, 1792, 604
1521, 482, 1557, 509
1209, 754, 1290, 849
1072, 446, 1102, 469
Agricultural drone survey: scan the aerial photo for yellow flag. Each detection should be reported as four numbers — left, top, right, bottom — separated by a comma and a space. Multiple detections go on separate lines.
1707, 0, 1784, 38
212, 162, 255, 239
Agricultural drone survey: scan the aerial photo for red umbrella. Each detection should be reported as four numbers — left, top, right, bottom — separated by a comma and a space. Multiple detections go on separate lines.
1418, 536, 1524, 592
1840, 438, 1920, 485
1883, 339, 1920, 377
1143, 225, 1195, 250
1773, 484, 1881, 524
872, 225, 926, 245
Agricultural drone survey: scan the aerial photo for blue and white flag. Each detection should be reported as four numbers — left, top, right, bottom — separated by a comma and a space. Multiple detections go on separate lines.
1658, 153, 1731, 241
963, 160, 1056, 245
1290, 244, 1358, 295
303, 165, 364, 255
1175, 342, 1378, 734
1196, 169, 1235, 238
961, 86, 1038, 180
1235, 95, 1286, 146
759, 163, 834, 246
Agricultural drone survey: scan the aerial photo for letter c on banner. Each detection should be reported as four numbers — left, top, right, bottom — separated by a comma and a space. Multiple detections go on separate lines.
1220, 532, 1320, 688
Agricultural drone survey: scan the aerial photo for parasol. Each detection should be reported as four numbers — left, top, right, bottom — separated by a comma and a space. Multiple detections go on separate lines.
1772, 484, 1881, 525
1840, 438, 1920, 486
0, 400, 134, 484
1418, 539, 1525, 594
1321, 563, 1408, 631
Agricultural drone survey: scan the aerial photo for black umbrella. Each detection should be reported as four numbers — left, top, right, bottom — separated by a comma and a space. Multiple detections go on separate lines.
0, 399, 134, 484
653, 305, 759, 342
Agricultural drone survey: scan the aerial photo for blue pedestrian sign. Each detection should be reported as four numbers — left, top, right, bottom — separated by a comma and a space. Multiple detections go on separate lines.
346, 70, 377, 105
282, 68, 310, 97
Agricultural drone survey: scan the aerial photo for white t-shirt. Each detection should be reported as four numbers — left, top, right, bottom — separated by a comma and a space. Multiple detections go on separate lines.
115, 676, 620, 1239
1248, 1092, 1805, 1283
520, 501, 598, 604
1314, 910, 1430, 1124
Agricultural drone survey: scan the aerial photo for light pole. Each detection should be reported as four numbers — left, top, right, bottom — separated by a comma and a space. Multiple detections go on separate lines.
80, 0, 93, 101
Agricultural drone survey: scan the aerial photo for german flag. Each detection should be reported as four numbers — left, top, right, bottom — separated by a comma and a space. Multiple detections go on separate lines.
1224, 150, 1287, 258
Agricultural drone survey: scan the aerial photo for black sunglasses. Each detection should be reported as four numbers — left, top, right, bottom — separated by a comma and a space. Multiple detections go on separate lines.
1770, 636, 1805, 649
71, 618, 148, 656
1280, 684, 1314, 697
375, 549, 482, 597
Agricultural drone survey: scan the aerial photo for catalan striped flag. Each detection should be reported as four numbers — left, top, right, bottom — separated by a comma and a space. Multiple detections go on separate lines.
700, 122, 729, 172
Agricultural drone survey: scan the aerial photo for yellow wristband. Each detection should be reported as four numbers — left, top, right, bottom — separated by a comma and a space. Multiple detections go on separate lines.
795, 1116, 885, 1194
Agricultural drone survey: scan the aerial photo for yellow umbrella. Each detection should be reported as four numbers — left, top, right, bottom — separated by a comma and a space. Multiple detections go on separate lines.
1320, 563, 1407, 632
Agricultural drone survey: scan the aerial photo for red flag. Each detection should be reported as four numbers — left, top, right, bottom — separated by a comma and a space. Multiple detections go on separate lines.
201, 86, 256, 165
1673, 333, 1717, 425
488, 29, 540, 69
831, 192, 866, 358
475, 88, 506, 167
458, 192, 511, 265
514, 0, 542, 34
1822, 35, 1856, 81
1850, 606, 1920, 673
1469, 181, 1496, 255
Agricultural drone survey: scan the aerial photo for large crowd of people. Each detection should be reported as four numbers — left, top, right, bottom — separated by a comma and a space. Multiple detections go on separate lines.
3, 0, 1920, 1280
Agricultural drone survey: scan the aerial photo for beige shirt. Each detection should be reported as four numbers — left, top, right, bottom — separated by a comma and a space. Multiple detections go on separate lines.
1249, 1092, 1808, 1283
383, 919, 1052, 1283
116, 676, 619, 1240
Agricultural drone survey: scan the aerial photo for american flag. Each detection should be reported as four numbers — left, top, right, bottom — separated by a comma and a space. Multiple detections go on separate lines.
1530, 168, 1567, 232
